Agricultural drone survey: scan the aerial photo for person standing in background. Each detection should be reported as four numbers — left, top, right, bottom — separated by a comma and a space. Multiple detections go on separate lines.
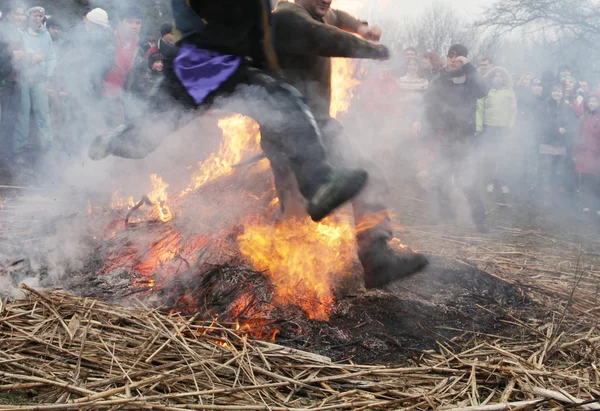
13, 6, 56, 167
478, 57, 493, 76
476, 66, 517, 202
0, 4, 25, 165
536, 84, 577, 208
424, 44, 489, 233
101, 6, 145, 126
574, 93, 600, 217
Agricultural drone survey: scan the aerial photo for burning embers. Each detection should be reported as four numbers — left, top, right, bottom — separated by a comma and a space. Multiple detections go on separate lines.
239, 216, 356, 321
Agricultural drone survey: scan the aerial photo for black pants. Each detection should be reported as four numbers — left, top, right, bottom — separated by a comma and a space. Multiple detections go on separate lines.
107, 63, 333, 200
0, 81, 19, 160
434, 139, 486, 225
579, 173, 600, 211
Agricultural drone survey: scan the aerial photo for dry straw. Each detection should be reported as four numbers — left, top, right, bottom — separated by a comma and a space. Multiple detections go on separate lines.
0, 285, 598, 410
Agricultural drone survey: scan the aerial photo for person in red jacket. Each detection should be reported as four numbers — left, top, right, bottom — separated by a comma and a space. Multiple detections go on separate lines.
575, 93, 600, 215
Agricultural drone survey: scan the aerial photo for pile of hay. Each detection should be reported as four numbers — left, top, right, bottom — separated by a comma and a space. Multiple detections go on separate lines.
0, 286, 598, 410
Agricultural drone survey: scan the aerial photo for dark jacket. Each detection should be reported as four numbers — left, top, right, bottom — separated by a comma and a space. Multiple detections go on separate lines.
172, 0, 279, 71
424, 63, 488, 137
0, 40, 12, 81
538, 98, 576, 148
272, 1, 386, 120
158, 38, 178, 60
0, 21, 24, 81
132, 67, 163, 100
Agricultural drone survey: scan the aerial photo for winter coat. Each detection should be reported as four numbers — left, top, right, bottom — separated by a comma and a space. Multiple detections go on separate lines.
100, 30, 145, 98
158, 38, 178, 61
132, 67, 163, 100
0, 40, 13, 81
424, 63, 488, 138
272, 1, 385, 120
0, 21, 24, 80
575, 108, 600, 175
19, 26, 56, 82
476, 87, 517, 132
537, 98, 576, 149
172, 0, 279, 71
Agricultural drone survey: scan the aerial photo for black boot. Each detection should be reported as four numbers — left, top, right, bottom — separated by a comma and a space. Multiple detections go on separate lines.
359, 239, 429, 289
307, 169, 368, 222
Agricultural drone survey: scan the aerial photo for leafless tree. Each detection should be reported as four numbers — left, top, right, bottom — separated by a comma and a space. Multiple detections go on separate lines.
478, 0, 600, 50
372, 1, 499, 60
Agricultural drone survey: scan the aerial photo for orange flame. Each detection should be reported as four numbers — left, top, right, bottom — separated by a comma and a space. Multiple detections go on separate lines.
111, 191, 135, 211
148, 174, 173, 222
238, 216, 356, 321
330, 58, 362, 118
183, 115, 263, 195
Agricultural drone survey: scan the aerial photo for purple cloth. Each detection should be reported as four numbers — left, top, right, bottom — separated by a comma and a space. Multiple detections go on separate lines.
174, 43, 242, 105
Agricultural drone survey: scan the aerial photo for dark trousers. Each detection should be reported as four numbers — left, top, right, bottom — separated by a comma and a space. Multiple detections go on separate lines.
266, 118, 393, 252
434, 139, 486, 225
107, 63, 332, 200
579, 173, 600, 210
0, 81, 19, 160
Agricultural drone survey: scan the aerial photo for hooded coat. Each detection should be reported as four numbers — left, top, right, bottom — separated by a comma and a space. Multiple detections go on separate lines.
575, 94, 600, 175
476, 67, 517, 132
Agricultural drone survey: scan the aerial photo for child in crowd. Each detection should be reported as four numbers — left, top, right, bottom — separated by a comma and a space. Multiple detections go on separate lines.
575, 94, 600, 216
476, 66, 517, 201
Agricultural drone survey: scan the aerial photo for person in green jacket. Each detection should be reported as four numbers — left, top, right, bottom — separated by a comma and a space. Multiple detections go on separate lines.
476, 66, 517, 201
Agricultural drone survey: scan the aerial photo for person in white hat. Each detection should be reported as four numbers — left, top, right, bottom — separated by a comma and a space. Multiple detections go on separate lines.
85, 8, 110, 30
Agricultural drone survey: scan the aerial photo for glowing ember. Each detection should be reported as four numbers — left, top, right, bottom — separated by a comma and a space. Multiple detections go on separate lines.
134, 229, 182, 276
148, 174, 173, 222
183, 114, 263, 194
238, 216, 356, 321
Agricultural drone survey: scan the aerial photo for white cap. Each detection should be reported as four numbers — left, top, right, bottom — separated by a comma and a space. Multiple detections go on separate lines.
86, 8, 109, 28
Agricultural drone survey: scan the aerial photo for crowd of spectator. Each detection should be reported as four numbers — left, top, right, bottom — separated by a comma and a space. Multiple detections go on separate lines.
360, 45, 600, 223
0, 4, 169, 176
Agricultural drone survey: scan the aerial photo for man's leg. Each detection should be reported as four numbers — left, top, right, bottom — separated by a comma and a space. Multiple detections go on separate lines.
30, 82, 53, 151
456, 143, 488, 233
13, 82, 32, 157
